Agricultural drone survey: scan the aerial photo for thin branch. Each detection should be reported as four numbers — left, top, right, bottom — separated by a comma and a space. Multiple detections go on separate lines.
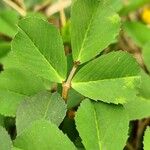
62, 64, 78, 102
2, 0, 26, 16
45, 0, 71, 16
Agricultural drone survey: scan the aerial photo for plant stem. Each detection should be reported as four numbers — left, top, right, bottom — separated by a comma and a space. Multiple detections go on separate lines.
2, 0, 26, 16
62, 64, 78, 102
60, 9, 66, 27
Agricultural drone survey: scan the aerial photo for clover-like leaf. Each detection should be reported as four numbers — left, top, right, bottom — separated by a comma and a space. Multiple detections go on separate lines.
0, 68, 46, 116
72, 51, 140, 104
16, 92, 67, 135
71, 0, 121, 64
14, 120, 76, 150
12, 17, 67, 83
76, 98, 150, 150
75, 99, 129, 150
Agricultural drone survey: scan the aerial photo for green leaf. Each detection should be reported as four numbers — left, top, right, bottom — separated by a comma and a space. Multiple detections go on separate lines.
75, 99, 129, 150
67, 89, 84, 109
107, 0, 123, 12
123, 22, 150, 47
144, 127, 150, 150
0, 10, 18, 37
0, 68, 45, 95
72, 51, 140, 104
124, 97, 150, 120
26, 12, 47, 20
0, 68, 46, 116
14, 120, 76, 150
138, 71, 150, 99
16, 91, 67, 135
0, 126, 12, 150
143, 43, 150, 72
71, 0, 121, 64
0, 41, 10, 59
0, 90, 25, 117
75, 98, 150, 150
12, 17, 67, 83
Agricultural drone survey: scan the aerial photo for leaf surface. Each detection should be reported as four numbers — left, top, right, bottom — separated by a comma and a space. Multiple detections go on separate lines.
16, 92, 67, 135
72, 51, 140, 104
75, 99, 129, 150
108, 0, 123, 12
14, 120, 76, 150
124, 97, 150, 120
67, 89, 84, 109
144, 127, 150, 150
71, 0, 121, 64
0, 126, 12, 150
76, 98, 150, 150
12, 17, 67, 83
138, 71, 150, 99
0, 10, 18, 37
0, 68, 46, 116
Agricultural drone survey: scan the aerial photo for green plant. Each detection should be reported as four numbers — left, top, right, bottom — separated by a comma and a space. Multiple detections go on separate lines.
0, 0, 150, 150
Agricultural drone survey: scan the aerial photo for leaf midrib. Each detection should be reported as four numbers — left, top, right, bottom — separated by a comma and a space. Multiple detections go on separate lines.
77, 3, 100, 61
18, 26, 63, 82
73, 76, 140, 84
43, 96, 52, 119
93, 106, 102, 150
